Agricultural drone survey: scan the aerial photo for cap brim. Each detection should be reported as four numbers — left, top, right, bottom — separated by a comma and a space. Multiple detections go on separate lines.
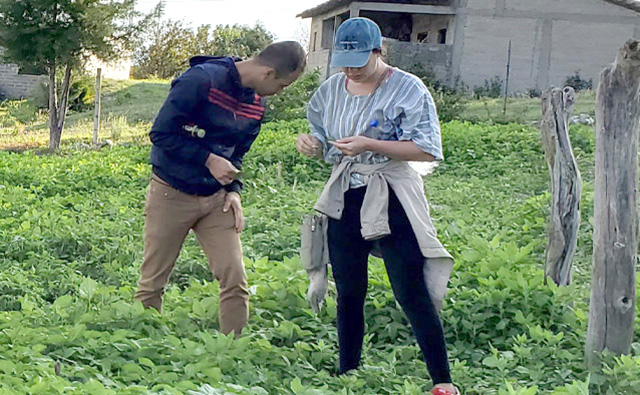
330, 50, 371, 68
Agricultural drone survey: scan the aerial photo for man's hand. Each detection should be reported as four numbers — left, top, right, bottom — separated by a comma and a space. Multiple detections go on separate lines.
206, 153, 240, 185
296, 134, 323, 158
223, 191, 245, 233
329, 136, 372, 157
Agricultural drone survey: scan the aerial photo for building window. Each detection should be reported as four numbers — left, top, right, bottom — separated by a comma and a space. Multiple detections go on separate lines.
313, 32, 317, 52
321, 18, 335, 49
438, 29, 447, 44
417, 31, 429, 43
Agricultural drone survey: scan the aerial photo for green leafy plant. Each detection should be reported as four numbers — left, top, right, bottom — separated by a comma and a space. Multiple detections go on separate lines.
564, 71, 593, 92
0, 116, 637, 394
403, 63, 468, 123
263, 70, 320, 123
474, 75, 504, 99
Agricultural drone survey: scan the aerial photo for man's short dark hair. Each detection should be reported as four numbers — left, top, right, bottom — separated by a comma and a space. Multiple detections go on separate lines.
256, 41, 307, 77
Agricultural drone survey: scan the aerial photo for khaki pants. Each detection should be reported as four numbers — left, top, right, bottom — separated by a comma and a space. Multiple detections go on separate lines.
134, 176, 249, 336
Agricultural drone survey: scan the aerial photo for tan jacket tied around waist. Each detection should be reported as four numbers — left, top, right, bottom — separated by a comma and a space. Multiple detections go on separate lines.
311, 159, 454, 310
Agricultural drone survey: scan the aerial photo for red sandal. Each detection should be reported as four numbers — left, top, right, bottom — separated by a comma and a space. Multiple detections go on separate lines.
431, 388, 459, 395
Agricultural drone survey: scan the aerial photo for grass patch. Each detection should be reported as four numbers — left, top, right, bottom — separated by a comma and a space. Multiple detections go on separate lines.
460, 91, 596, 124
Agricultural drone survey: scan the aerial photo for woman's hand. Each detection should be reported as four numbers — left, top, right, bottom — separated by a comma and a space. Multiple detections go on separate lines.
335, 138, 437, 162
329, 136, 372, 157
296, 134, 323, 158
223, 192, 245, 233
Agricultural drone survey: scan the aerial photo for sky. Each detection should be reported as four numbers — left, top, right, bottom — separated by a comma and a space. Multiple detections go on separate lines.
135, 0, 327, 42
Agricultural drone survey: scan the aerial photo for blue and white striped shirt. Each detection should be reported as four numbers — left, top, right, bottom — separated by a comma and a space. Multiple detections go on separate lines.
307, 67, 444, 173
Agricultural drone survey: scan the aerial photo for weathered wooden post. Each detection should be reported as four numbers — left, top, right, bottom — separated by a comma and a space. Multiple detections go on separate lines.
93, 67, 102, 145
540, 86, 582, 286
585, 39, 640, 367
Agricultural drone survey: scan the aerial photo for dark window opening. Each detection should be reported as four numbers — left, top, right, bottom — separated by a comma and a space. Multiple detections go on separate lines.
321, 18, 335, 49
438, 29, 447, 44
313, 32, 318, 52
417, 32, 429, 43
361, 11, 412, 42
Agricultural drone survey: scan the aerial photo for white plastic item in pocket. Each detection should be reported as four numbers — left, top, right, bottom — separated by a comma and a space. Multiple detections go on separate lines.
409, 161, 439, 177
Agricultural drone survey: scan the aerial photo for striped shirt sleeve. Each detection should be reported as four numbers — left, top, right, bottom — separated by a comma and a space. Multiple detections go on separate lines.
397, 81, 444, 161
307, 80, 330, 152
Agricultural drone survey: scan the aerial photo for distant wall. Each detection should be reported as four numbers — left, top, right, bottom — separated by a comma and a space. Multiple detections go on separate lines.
0, 64, 45, 100
385, 39, 452, 82
457, 0, 640, 92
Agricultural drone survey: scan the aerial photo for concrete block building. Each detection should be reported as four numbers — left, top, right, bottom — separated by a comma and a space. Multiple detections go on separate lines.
298, 0, 640, 92
0, 63, 46, 100
0, 56, 131, 100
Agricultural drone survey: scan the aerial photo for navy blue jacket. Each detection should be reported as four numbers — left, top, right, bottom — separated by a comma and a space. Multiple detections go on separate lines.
150, 56, 265, 196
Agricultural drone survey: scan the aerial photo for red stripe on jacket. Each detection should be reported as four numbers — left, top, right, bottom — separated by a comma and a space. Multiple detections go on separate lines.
208, 88, 265, 115
207, 95, 263, 120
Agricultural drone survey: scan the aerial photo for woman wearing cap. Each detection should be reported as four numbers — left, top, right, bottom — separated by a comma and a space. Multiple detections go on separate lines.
296, 17, 459, 395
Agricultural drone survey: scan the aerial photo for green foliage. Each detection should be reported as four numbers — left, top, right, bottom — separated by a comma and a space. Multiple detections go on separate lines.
0, 0, 155, 69
240, 119, 328, 261
564, 71, 593, 92
207, 23, 274, 58
263, 70, 321, 123
26, 69, 95, 113
132, 20, 274, 79
0, 0, 158, 149
28, 82, 51, 110
430, 88, 469, 124
132, 19, 201, 80
0, 100, 39, 128
474, 76, 504, 99
402, 63, 468, 123
0, 118, 638, 393
527, 88, 542, 99
68, 76, 96, 112
460, 91, 596, 125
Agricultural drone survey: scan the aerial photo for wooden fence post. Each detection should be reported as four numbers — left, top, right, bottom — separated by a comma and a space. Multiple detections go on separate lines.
93, 68, 102, 145
540, 86, 581, 286
585, 39, 640, 367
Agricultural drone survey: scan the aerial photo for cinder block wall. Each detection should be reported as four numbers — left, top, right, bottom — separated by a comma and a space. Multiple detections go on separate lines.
457, 0, 640, 92
0, 64, 46, 100
385, 39, 452, 82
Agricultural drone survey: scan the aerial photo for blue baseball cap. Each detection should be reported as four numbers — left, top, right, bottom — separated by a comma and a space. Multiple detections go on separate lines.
330, 17, 382, 68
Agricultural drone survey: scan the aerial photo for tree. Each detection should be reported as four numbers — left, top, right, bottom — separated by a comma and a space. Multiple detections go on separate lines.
209, 23, 274, 59
293, 21, 310, 53
132, 21, 274, 79
132, 19, 196, 79
0, 0, 159, 150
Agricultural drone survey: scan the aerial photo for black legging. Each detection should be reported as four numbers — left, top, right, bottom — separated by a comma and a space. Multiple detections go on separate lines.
327, 186, 452, 384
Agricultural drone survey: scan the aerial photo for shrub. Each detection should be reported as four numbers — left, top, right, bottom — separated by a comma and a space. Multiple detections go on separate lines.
474, 75, 504, 98
527, 88, 542, 98
404, 63, 468, 123
262, 69, 320, 123
28, 73, 96, 112
0, 99, 39, 127
68, 76, 96, 112
564, 71, 593, 92
28, 82, 49, 109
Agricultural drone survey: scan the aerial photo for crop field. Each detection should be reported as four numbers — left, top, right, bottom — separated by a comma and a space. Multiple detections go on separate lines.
0, 84, 638, 394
